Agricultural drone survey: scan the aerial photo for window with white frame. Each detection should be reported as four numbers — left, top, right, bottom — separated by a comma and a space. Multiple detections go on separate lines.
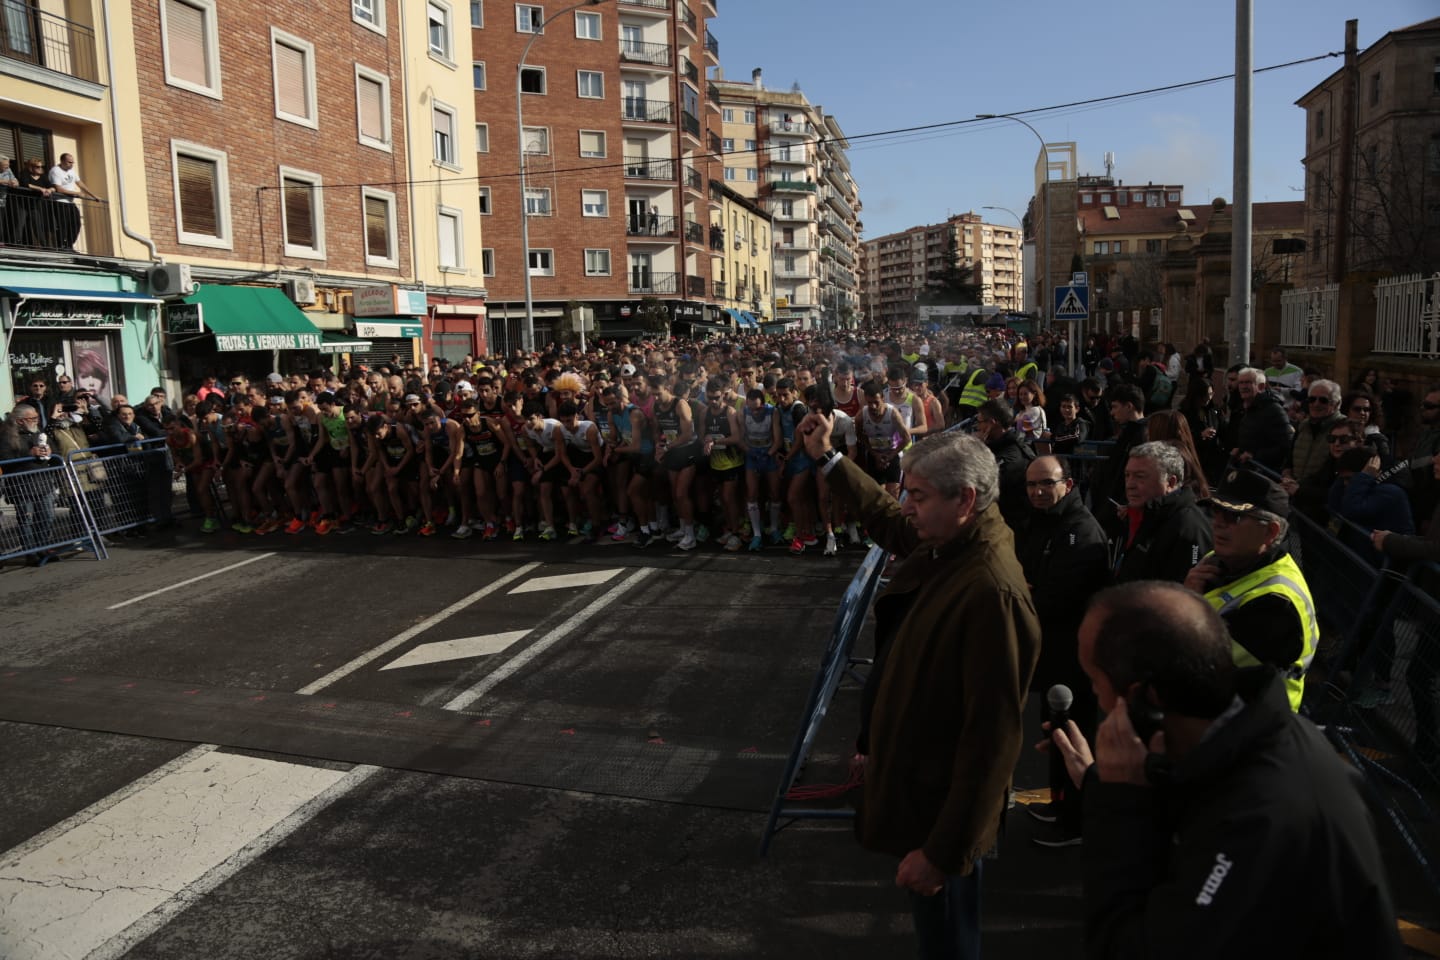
427, 1, 452, 59
581, 189, 608, 216
433, 102, 457, 165
473, 62, 486, 89
578, 129, 605, 158
744, 168, 758, 182
528, 249, 554, 276
743, 109, 755, 122
161, 0, 221, 99
522, 125, 549, 155
516, 4, 543, 32
271, 29, 317, 127
353, 0, 383, 32
721, 138, 734, 152
744, 139, 756, 151
721, 108, 733, 122
478, 186, 491, 214
1167, 192, 1180, 202
577, 70, 603, 98
475, 122, 490, 152
584, 249, 611, 276
362, 188, 398, 267
279, 167, 325, 259
520, 66, 546, 94
470, 0, 483, 26
524, 187, 552, 215
575, 10, 600, 39
355, 66, 391, 150
170, 140, 231, 248
438, 206, 464, 269
723, 167, 736, 181
482, 248, 495, 276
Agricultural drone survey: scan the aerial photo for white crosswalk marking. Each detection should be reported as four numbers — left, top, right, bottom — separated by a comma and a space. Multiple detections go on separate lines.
379, 630, 530, 671
508, 568, 623, 594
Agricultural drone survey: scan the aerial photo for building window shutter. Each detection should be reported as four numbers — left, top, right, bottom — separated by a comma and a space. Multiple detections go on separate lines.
166, 0, 208, 87
358, 77, 384, 141
365, 195, 389, 259
177, 154, 219, 236
283, 179, 315, 247
275, 43, 307, 118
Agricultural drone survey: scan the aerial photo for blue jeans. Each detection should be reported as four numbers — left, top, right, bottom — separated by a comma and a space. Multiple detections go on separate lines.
909, 859, 982, 960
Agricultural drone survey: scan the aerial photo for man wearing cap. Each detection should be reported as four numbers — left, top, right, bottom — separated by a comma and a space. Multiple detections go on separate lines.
1183, 468, 1319, 712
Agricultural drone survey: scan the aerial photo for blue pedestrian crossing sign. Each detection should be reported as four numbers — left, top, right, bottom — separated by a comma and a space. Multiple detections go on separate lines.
1054, 283, 1089, 320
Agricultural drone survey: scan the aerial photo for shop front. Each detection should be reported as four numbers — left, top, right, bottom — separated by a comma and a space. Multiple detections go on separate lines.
351, 285, 427, 368
166, 285, 325, 385
428, 293, 487, 366
2, 280, 161, 411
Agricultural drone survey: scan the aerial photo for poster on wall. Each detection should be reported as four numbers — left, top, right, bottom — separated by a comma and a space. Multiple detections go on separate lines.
8, 337, 117, 408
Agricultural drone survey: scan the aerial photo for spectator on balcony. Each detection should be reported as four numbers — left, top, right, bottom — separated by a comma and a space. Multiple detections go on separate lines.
48, 154, 96, 251
648, 205, 659, 235
18, 158, 55, 247
0, 157, 17, 245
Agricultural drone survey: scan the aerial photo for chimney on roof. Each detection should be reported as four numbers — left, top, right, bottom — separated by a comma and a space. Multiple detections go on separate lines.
753, 68, 763, 91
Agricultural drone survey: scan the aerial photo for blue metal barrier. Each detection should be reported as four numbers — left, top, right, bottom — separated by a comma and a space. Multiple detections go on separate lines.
0, 454, 104, 566
65, 439, 174, 544
759, 543, 886, 855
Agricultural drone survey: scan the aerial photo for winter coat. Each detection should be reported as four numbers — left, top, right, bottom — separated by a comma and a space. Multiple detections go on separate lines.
1112, 487, 1212, 584
1016, 489, 1111, 689
988, 431, 1037, 530
1329, 472, 1415, 536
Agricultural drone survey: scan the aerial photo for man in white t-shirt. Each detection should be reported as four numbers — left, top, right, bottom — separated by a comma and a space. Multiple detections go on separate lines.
46, 154, 96, 249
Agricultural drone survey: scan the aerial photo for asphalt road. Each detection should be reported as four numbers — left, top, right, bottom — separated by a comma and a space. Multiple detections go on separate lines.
0, 528, 1433, 959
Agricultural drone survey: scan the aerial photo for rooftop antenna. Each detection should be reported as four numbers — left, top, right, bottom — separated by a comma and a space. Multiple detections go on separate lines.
1104, 151, 1115, 179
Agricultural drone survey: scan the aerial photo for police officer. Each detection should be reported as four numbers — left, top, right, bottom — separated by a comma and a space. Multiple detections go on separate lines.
1183, 468, 1319, 712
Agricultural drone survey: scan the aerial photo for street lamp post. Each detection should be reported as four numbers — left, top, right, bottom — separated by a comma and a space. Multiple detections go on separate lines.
518, 0, 607, 354
976, 114, 1066, 371
981, 204, 1023, 313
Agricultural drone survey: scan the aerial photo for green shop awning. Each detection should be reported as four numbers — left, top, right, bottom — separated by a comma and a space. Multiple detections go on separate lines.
318, 332, 373, 355
182, 285, 324, 352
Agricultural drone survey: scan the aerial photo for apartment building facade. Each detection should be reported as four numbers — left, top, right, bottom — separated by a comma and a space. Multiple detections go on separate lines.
1297, 16, 1440, 287
472, 0, 725, 348
861, 212, 1023, 327
711, 69, 861, 331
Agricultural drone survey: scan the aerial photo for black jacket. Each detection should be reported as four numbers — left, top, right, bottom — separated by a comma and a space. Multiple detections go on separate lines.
1230, 391, 1292, 472
1016, 490, 1111, 688
1112, 487, 1212, 584
1091, 418, 1148, 517
1083, 672, 1400, 960
988, 431, 1037, 530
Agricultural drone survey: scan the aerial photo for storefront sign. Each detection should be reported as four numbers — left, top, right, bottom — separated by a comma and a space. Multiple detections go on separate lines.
353, 285, 429, 317
775, 312, 804, 320
356, 322, 422, 339
166, 303, 204, 335
214, 332, 322, 352
672, 302, 702, 321
13, 299, 124, 329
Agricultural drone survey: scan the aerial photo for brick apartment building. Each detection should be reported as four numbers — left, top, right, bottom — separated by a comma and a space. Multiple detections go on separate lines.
861, 212, 1023, 327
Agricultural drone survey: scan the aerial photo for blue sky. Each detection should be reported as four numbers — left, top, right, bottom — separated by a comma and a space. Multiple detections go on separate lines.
711, 0, 1434, 238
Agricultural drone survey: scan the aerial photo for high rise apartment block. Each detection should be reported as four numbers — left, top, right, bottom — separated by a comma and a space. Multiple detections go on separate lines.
861, 213, 1023, 326
711, 69, 862, 331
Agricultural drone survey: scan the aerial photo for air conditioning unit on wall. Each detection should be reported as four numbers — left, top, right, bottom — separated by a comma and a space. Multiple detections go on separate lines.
285, 278, 317, 305
149, 263, 194, 298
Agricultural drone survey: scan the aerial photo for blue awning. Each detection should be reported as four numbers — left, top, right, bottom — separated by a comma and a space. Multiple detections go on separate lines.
1, 286, 162, 305
724, 308, 757, 329
739, 310, 759, 327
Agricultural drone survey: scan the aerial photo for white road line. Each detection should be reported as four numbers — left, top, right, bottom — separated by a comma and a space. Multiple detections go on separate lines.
296, 563, 540, 694
446, 567, 654, 712
508, 567, 622, 594
379, 630, 531, 671
106, 552, 278, 610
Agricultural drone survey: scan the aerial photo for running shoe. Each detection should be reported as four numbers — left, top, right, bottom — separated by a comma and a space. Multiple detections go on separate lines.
567, 522, 580, 537
451, 524, 474, 540
512, 527, 525, 542
200, 517, 220, 534
768, 528, 786, 546
611, 523, 632, 543
284, 518, 306, 535
823, 533, 838, 556
505, 518, 517, 535
665, 527, 685, 542
314, 518, 334, 536
788, 537, 807, 556
483, 523, 499, 541
848, 527, 865, 547
801, 533, 819, 547
695, 524, 710, 544
371, 522, 392, 536
445, 507, 458, 526
581, 520, 593, 536
405, 515, 419, 532
633, 529, 654, 548
392, 523, 410, 536
254, 519, 281, 536
231, 521, 254, 534
723, 533, 743, 552
538, 526, 557, 542
748, 535, 763, 552
418, 522, 437, 537
677, 533, 697, 551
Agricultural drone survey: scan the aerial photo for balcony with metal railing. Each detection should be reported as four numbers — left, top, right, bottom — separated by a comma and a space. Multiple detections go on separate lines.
775, 234, 815, 252
776, 259, 816, 279
822, 243, 855, 265
684, 218, 704, 244
626, 213, 679, 239
622, 98, 674, 124
706, 82, 721, 115
768, 118, 815, 138
676, 1, 697, 35
702, 0, 716, 13
0, 0, 100, 85
630, 271, 680, 295
2, 193, 112, 256
765, 178, 817, 195
618, 0, 671, 12
825, 188, 855, 220
619, 40, 672, 68
686, 274, 706, 297
769, 202, 811, 222
624, 156, 676, 181
712, 280, 727, 299
681, 57, 698, 84
703, 28, 719, 62
822, 213, 855, 242
680, 109, 700, 139
682, 164, 702, 191
708, 224, 725, 250
767, 147, 808, 167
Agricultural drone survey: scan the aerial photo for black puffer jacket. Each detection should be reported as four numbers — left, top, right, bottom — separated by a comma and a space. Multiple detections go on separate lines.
988, 431, 1037, 530
1230, 391, 1292, 472
1112, 487, 1212, 584
1016, 489, 1111, 688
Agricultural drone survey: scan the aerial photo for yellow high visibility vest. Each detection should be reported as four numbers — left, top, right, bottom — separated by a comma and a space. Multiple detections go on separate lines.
1016, 361, 1039, 384
1204, 552, 1319, 712
959, 369, 989, 409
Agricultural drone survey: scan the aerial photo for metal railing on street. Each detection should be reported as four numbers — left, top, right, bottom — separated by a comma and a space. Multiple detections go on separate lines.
0, 454, 102, 566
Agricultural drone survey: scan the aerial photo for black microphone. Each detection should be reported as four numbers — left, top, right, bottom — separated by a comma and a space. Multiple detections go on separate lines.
1046, 684, 1074, 811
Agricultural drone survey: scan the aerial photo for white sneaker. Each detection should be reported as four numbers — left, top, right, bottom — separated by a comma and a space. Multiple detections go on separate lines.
677, 533, 697, 551
665, 527, 685, 542
824, 533, 838, 556
450, 524, 473, 540
848, 528, 865, 546
723, 532, 742, 552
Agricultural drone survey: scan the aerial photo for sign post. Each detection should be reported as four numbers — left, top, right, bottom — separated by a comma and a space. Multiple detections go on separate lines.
1054, 278, 1089, 373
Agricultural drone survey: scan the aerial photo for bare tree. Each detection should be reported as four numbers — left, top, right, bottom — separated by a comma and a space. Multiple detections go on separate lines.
1312, 128, 1440, 277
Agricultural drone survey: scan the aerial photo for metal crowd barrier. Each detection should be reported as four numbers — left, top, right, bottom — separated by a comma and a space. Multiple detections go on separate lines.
65, 439, 174, 549
760, 542, 886, 855
0, 454, 104, 566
